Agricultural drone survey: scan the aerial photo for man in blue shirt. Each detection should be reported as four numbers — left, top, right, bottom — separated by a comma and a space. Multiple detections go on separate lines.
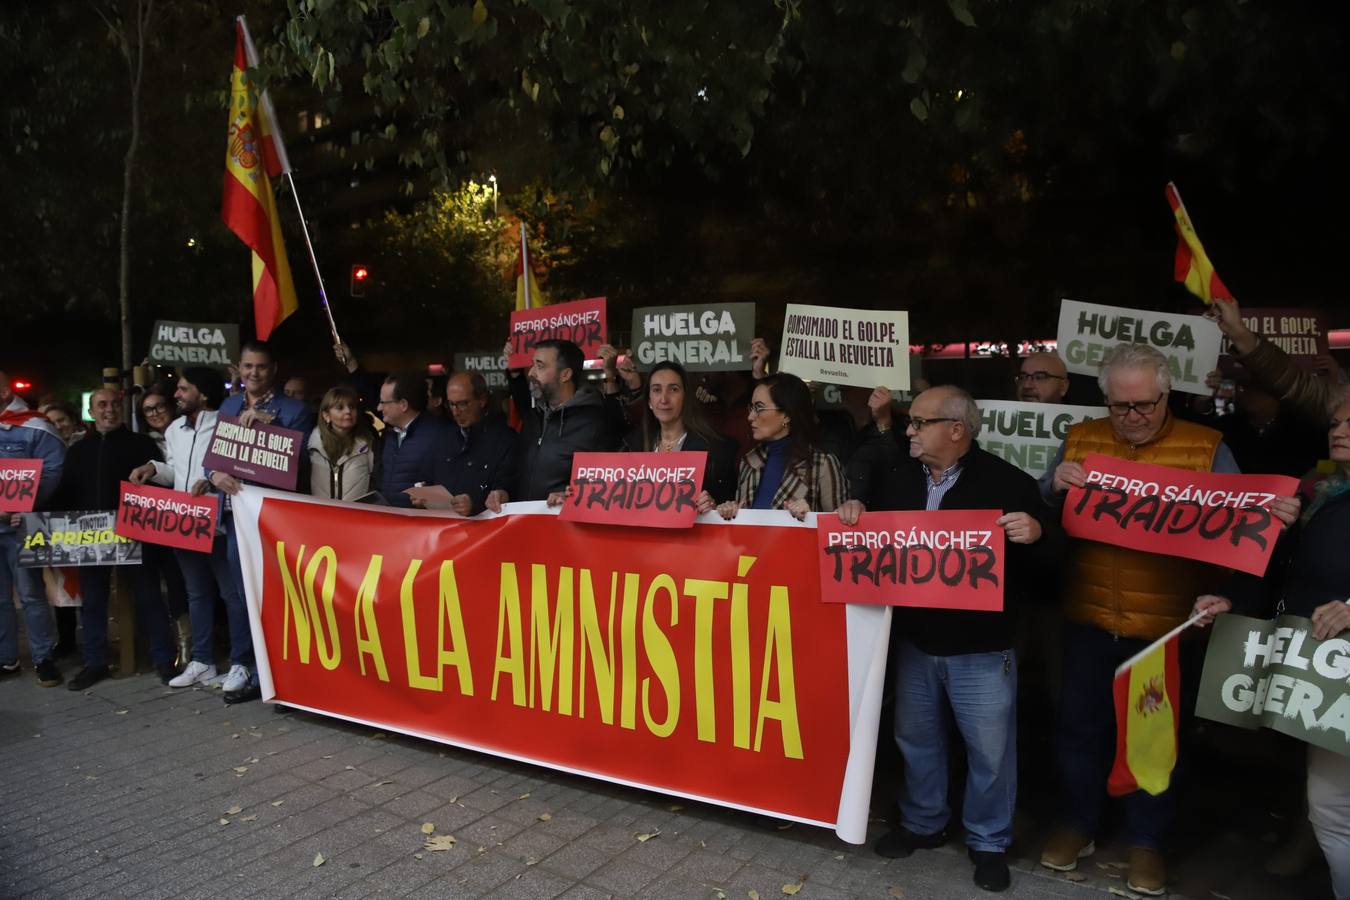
206, 340, 315, 703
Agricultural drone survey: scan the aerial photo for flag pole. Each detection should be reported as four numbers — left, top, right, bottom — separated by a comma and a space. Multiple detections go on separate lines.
237, 15, 341, 346
1114, 611, 1206, 677
520, 222, 532, 310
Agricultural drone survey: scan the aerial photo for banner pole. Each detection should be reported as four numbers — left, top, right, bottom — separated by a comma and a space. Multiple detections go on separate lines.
1114, 611, 1206, 677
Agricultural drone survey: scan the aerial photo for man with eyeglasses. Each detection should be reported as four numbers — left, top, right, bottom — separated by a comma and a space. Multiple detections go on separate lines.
376, 371, 450, 508
405, 372, 518, 515
1037, 343, 1298, 895
1015, 351, 1071, 404
840, 385, 1058, 893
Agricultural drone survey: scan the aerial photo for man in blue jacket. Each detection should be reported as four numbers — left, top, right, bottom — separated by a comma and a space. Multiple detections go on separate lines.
377, 371, 450, 506
0, 380, 65, 687
206, 339, 315, 703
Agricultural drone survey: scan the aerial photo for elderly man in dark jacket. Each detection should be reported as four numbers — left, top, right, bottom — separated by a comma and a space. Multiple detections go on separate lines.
507, 339, 622, 502
55, 387, 177, 691
405, 372, 519, 514
842, 385, 1061, 894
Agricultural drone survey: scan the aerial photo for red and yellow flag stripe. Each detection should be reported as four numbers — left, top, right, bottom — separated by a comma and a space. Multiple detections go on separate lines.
222, 21, 298, 340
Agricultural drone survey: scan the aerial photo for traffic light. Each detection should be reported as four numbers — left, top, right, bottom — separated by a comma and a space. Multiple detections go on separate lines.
11, 378, 32, 393
350, 264, 370, 297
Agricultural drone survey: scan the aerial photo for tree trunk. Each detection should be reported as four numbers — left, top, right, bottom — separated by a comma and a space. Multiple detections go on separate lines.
116, 0, 150, 417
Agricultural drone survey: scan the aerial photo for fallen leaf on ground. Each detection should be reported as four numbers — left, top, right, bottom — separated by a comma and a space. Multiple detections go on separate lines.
372, 732, 386, 739
636, 831, 661, 843
714, 891, 727, 900
420, 823, 435, 834
226, 805, 243, 815
538, 813, 552, 822
668, 804, 684, 812
749, 891, 761, 900
374, 780, 393, 787
114, 710, 128, 715
313, 852, 325, 867
271, 800, 284, 807
218, 818, 230, 826
525, 858, 538, 866
775, 823, 794, 831
1064, 872, 1087, 883
834, 854, 845, 861
233, 766, 248, 774
448, 795, 459, 803
241, 815, 258, 822
247, 757, 259, 763
424, 834, 457, 852
888, 888, 904, 899
413, 853, 424, 860
517, 792, 531, 800
782, 884, 803, 896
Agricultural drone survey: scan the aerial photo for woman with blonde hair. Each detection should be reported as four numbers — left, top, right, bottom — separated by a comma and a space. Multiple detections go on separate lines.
308, 386, 376, 500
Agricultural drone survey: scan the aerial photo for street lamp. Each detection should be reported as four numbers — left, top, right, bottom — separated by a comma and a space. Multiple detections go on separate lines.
488, 173, 498, 216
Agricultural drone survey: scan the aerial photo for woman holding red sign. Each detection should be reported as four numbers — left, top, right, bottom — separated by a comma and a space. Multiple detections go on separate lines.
1193, 388, 1350, 899
622, 362, 736, 507
709, 372, 845, 520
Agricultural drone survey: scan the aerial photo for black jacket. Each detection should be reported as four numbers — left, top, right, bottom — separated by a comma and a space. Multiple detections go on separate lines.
428, 417, 520, 513
510, 378, 621, 500
55, 426, 161, 511
1229, 481, 1350, 620
379, 413, 452, 507
620, 427, 738, 504
858, 438, 1062, 655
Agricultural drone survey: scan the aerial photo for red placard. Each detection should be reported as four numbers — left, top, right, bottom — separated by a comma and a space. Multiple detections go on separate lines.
561, 451, 708, 529
201, 415, 304, 490
115, 481, 219, 552
248, 496, 854, 828
816, 510, 1005, 611
1062, 454, 1297, 576
0, 459, 42, 512
507, 296, 607, 369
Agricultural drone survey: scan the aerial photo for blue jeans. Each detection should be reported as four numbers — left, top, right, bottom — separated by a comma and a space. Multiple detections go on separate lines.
1056, 621, 1186, 850
0, 531, 55, 665
77, 562, 175, 669
894, 641, 1018, 852
176, 537, 249, 667
222, 520, 256, 674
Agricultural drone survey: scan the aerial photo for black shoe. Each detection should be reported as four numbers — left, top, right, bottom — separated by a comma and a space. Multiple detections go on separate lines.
224, 682, 261, 704
874, 826, 950, 859
969, 849, 1011, 892
156, 662, 180, 685
35, 659, 62, 687
68, 666, 110, 691
0, 661, 20, 680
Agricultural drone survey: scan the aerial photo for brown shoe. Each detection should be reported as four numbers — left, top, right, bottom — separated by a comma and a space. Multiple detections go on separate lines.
1126, 846, 1166, 896
1039, 829, 1094, 871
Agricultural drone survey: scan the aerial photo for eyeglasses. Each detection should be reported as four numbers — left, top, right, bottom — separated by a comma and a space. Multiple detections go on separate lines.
906, 416, 958, 430
446, 400, 474, 410
1106, 394, 1165, 417
142, 403, 169, 414
1014, 371, 1066, 384
748, 403, 782, 417
376, 398, 403, 407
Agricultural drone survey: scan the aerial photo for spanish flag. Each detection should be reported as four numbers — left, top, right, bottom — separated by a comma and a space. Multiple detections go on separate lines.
1166, 182, 1234, 305
1107, 617, 1196, 796
515, 222, 545, 311
222, 18, 299, 340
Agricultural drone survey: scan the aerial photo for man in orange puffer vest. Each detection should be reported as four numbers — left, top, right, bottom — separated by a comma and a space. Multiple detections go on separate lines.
1033, 343, 1290, 896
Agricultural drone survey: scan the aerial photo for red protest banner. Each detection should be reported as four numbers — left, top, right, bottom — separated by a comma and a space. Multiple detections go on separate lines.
230, 490, 890, 841
1063, 454, 1297, 576
202, 415, 304, 490
115, 481, 219, 552
562, 451, 707, 529
0, 459, 42, 512
816, 510, 1005, 611
507, 296, 607, 369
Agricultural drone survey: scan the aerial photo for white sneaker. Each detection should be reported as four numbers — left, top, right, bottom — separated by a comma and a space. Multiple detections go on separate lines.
168, 660, 217, 688
221, 664, 250, 693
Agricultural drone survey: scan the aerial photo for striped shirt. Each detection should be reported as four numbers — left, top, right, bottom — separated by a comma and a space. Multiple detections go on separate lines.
923, 462, 963, 511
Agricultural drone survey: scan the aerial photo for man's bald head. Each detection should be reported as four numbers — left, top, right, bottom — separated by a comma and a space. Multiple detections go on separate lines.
445, 371, 490, 428
1017, 352, 1069, 403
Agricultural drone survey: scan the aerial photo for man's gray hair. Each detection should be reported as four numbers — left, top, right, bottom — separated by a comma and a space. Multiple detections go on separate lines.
936, 386, 982, 438
1097, 344, 1172, 396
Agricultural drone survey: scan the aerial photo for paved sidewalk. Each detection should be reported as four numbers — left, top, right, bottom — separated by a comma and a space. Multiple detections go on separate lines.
0, 672, 1126, 900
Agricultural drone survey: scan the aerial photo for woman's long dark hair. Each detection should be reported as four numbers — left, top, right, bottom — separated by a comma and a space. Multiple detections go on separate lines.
758, 372, 818, 471
317, 386, 374, 462
641, 361, 720, 450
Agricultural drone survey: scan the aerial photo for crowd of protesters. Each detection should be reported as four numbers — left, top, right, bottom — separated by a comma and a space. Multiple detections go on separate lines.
1, 296, 1347, 896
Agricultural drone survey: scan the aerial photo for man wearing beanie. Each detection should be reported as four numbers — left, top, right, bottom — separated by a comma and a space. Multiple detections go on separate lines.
129, 368, 243, 691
